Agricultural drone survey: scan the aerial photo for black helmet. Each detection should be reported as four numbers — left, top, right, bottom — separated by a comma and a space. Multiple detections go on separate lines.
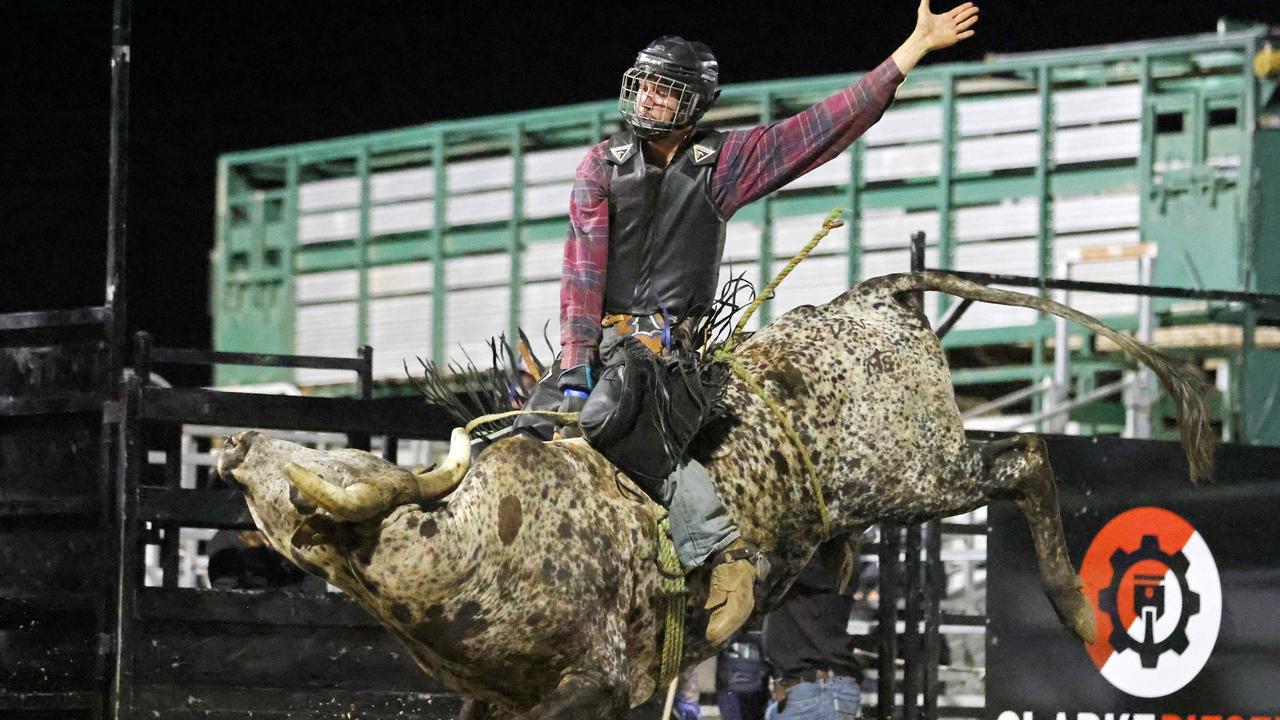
619, 36, 720, 139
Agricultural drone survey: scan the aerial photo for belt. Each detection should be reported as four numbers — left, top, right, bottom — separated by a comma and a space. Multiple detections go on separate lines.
773, 669, 844, 701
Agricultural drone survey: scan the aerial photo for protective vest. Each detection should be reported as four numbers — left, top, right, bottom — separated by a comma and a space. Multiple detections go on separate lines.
602, 128, 726, 319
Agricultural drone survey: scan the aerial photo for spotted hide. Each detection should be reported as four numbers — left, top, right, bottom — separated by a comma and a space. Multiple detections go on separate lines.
216, 271, 1213, 719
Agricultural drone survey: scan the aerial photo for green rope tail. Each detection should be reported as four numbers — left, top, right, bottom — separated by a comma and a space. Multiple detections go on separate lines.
463, 409, 581, 437
656, 514, 687, 693
725, 208, 845, 351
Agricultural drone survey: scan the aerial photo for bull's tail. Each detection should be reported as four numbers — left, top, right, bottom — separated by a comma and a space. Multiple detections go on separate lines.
857, 271, 1215, 481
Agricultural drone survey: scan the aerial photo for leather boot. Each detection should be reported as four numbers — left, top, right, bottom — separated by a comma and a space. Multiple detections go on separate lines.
704, 538, 757, 645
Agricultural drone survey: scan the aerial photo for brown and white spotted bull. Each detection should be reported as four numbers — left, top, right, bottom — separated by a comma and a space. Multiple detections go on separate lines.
216, 271, 1213, 720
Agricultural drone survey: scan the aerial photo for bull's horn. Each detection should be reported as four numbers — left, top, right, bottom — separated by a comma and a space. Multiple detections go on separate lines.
412, 427, 472, 501
283, 463, 390, 523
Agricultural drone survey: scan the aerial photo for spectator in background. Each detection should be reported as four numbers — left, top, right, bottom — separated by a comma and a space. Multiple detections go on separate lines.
716, 628, 769, 720
762, 560, 864, 719
206, 529, 314, 590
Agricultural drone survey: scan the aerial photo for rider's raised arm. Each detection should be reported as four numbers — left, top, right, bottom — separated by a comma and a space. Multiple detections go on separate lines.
712, 0, 979, 217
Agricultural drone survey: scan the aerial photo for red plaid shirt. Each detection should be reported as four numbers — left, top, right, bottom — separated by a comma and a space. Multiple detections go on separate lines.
559, 56, 904, 371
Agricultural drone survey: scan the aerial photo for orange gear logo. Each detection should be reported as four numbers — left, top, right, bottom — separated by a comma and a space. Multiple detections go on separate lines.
1080, 507, 1222, 698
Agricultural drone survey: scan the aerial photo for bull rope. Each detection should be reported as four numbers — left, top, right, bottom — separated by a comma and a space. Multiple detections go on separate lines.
656, 515, 688, 693
462, 409, 580, 436
710, 208, 845, 538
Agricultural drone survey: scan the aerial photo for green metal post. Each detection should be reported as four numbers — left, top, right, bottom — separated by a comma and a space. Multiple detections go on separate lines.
1036, 65, 1054, 283
1032, 65, 1054, 410
431, 136, 448, 366
1241, 34, 1259, 292
212, 159, 230, 333
847, 141, 864, 287
938, 75, 957, 315
759, 91, 775, 325
1231, 38, 1258, 445
283, 155, 299, 358
356, 148, 371, 349
510, 124, 525, 340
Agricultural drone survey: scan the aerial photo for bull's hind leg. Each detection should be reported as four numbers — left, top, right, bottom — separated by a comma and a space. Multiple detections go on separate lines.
982, 434, 1096, 644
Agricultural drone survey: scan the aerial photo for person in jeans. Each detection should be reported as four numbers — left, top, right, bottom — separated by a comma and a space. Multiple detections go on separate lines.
762, 560, 863, 719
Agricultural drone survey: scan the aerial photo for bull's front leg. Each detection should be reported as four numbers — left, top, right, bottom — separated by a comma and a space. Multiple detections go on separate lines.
521, 672, 630, 720
520, 620, 631, 720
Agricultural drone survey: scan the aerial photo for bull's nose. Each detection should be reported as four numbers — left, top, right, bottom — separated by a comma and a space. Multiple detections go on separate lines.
215, 431, 260, 485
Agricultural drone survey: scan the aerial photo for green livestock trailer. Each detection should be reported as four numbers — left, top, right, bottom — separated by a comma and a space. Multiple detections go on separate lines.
211, 23, 1280, 444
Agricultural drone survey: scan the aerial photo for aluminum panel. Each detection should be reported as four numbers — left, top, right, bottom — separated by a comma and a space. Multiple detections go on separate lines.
295, 303, 359, 385
368, 261, 433, 296
446, 189, 513, 226
861, 105, 942, 146
1054, 122, 1141, 165
371, 167, 434, 203
445, 253, 510, 290
861, 208, 940, 250
1054, 192, 1139, 234
295, 270, 359, 303
523, 181, 572, 219
444, 286, 509, 366
525, 146, 591, 184
862, 142, 940, 182
370, 199, 435, 236
369, 295, 433, 380
299, 209, 360, 244
518, 281, 562, 353
521, 241, 564, 282
447, 156, 514, 193
1053, 84, 1140, 126
299, 177, 359, 211
723, 221, 763, 262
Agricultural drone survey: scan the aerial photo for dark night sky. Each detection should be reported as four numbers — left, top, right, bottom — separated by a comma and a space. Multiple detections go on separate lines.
2, 1, 1278, 382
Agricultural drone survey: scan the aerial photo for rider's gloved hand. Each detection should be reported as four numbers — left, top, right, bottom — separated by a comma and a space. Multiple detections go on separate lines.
555, 364, 595, 438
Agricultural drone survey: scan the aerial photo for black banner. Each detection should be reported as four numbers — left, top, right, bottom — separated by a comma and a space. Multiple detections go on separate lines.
987, 435, 1280, 718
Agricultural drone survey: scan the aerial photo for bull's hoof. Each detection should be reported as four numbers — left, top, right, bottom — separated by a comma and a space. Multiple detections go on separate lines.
216, 431, 260, 485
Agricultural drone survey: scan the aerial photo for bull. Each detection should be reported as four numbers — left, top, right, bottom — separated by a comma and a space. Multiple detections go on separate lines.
215, 271, 1213, 719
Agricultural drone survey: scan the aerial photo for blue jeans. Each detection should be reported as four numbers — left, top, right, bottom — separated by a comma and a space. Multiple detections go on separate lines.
765, 675, 861, 720
664, 458, 739, 569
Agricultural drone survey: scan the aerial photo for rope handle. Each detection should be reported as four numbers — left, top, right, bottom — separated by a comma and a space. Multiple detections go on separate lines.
463, 408, 580, 436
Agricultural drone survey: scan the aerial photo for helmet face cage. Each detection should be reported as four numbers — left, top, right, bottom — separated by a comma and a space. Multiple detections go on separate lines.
619, 67, 701, 138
